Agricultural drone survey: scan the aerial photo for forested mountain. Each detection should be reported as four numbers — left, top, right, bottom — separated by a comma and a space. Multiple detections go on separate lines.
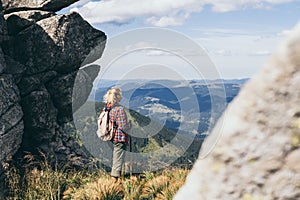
90, 79, 248, 137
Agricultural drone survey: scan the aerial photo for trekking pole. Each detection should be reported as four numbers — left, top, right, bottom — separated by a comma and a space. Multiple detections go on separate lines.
129, 126, 133, 176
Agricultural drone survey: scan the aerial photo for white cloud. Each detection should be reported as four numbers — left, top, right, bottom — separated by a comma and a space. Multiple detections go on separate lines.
209, 0, 297, 12
146, 50, 173, 56
70, 0, 297, 26
277, 29, 293, 37
215, 49, 233, 56
71, 0, 203, 26
146, 12, 190, 27
249, 50, 271, 56
195, 30, 282, 78
124, 41, 157, 52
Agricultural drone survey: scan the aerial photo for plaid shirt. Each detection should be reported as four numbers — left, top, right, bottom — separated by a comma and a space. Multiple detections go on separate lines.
105, 104, 128, 143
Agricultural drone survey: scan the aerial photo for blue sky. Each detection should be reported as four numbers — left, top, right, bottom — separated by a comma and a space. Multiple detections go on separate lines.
61, 0, 300, 79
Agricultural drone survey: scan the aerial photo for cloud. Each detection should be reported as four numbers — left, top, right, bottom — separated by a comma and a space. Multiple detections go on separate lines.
124, 41, 157, 52
70, 0, 297, 27
146, 50, 173, 56
249, 50, 271, 56
215, 49, 233, 56
277, 29, 293, 37
71, 0, 203, 26
209, 0, 297, 12
146, 12, 190, 27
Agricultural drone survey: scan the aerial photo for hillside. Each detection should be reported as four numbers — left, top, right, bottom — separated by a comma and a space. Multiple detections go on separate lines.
73, 101, 203, 173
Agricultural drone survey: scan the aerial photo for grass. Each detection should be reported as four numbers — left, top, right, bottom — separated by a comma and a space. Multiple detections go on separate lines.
3, 153, 189, 200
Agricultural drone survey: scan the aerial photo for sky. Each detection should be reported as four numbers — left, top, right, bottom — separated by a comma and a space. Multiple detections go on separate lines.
60, 0, 300, 79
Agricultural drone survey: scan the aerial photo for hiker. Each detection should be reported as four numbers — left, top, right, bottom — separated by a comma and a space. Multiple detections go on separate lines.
103, 87, 129, 182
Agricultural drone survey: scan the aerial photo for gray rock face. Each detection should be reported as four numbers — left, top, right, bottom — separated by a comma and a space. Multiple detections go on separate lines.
1, 7, 105, 165
0, 74, 23, 161
0, 73, 23, 198
0, 10, 7, 43
0, 2, 106, 195
175, 23, 300, 200
47, 68, 95, 124
4, 12, 105, 75
0, 2, 23, 166
2, 0, 79, 13
5, 10, 55, 35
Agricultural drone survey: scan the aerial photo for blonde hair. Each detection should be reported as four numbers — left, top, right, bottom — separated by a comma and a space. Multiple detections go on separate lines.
103, 87, 122, 105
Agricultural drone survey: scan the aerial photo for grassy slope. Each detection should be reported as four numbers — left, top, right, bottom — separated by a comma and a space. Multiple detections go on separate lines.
73, 101, 203, 170
3, 102, 201, 199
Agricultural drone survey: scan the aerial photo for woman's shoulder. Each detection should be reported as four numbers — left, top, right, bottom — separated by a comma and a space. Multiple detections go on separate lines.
112, 104, 124, 111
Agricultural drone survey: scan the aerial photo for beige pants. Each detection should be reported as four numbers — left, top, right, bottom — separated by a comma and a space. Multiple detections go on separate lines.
111, 142, 126, 177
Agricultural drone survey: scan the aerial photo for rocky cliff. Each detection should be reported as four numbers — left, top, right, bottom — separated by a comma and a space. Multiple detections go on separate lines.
175, 23, 300, 200
0, 0, 106, 196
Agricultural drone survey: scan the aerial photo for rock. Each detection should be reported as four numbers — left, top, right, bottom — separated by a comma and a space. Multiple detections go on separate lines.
0, 0, 106, 197
0, 74, 23, 198
0, 120, 24, 161
18, 71, 57, 96
81, 64, 101, 83
0, 74, 23, 161
3, 12, 106, 75
0, 104, 23, 134
0, 48, 5, 74
285, 149, 300, 172
0, 25, 8, 44
0, 74, 20, 117
175, 22, 300, 200
21, 88, 57, 140
2, 0, 79, 14
4, 10, 55, 35
0, 9, 8, 43
3, 55, 26, 83
1, 10, 105, 166
19, 87, 61, 158
46, 68, 97, 124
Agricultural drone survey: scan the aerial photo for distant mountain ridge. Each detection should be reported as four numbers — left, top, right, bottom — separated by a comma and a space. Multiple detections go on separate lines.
90, 79, 249, 136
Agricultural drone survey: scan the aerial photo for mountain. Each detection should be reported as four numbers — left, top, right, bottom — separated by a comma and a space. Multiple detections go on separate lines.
72, 101, 203, 173
90, 79, 248, 137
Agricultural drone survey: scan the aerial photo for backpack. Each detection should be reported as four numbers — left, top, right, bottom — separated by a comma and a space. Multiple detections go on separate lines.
96, 107, 115, 141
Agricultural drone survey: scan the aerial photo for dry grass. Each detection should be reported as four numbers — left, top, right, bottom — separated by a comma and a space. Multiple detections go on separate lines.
3, 154, 189, 200
123, 176, 143, 200
70, 178, 123, 200
141, 175, 170, 199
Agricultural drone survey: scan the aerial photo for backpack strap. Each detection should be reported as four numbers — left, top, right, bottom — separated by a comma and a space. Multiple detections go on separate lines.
106, 103, 118, 129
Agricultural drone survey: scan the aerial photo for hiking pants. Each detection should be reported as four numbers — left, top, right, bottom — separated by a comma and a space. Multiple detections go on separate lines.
111, 142, 126, 177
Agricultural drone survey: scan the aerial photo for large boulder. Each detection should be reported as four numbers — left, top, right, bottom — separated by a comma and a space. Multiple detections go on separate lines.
46, 68, 96, 124
4, 10, 55, 35
0, 0, 106, 168
0, 73, 23, 198
0, 0, 105, 197
2, 0, 79, 13
175, 23, 300, 200
4, 12, 105, 75
0, 7, 7, 43
0, 74, 23, 161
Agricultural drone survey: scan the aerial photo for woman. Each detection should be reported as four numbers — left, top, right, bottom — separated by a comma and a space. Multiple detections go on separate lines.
103, 87, 128, 181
